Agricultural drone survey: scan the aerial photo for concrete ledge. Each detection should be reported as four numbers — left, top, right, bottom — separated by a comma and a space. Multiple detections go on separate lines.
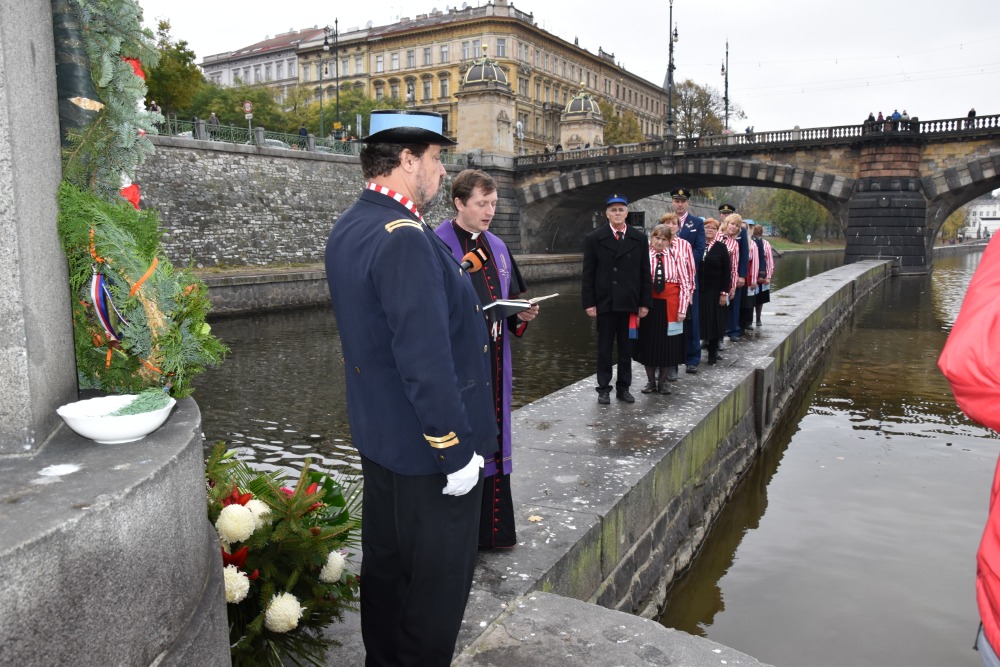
454, 591, 772, 666
0, 399, 229, 666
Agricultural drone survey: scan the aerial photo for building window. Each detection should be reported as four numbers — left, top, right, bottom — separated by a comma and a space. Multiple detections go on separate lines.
440, 44, 449, 63
462, 41, 471, 60
391, 52, 399, 70
288, 59, 296, 77
355, 54, 363, 73
423, 79, 432, 100
518, 77, 529, 96
374, 83, 384, 100
496, 38, 506, 57
264, 63, 272, 81
275, 61, 283, 79
390, 82, 399, 99
406, 80, 415, 103
544, 86, 550, 103
543, 53, 549, 71
423, 47, 432, 65
376, 55, 384, 73
232, 68, 240, 82
440, 77, 449, 98
440, 113, 449, 134
341, 57, 349, 76
253, 66, 261, 83
407, 49, 415, 68
535, 81, 541, 100
301, 64, 309, 82
473, 39, 481, 57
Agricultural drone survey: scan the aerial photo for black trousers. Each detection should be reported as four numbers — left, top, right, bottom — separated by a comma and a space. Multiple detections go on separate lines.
596, 310, 633, 391
360, 456, 482, 667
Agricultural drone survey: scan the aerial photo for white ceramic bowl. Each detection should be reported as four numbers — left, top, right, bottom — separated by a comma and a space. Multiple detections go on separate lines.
56, 394, 177, 444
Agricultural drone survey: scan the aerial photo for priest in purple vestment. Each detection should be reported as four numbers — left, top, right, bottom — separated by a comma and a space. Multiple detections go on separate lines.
435, 169, 538, 549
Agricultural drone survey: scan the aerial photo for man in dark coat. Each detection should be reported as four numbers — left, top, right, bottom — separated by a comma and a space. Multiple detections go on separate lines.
582, 194, 651, 404
671, 188, 706, 376
325, 110, 497, 666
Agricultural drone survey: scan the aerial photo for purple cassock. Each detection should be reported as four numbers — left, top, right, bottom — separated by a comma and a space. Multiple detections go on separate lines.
434, 220, 527, 481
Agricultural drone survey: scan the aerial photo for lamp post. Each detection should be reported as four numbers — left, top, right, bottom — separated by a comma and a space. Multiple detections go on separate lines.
665, 0, 678, 135
721, 39, 729, 131
319, 21, 339, 143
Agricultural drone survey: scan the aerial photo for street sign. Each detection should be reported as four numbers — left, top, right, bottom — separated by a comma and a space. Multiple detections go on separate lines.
242, 101, 253, 113
245, 113, 253, 120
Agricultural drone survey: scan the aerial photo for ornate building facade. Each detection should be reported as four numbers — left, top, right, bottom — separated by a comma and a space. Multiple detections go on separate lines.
200, 0, 668, 154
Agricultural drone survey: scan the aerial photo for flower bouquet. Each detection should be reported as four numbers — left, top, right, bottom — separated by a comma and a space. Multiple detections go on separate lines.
205, 444, 361, 666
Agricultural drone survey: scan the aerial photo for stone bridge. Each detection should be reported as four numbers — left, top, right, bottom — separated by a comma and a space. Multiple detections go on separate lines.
512, 115, 1000, 273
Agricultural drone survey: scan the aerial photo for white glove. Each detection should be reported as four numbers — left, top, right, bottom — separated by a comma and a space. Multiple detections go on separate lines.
442, 453, 484, 496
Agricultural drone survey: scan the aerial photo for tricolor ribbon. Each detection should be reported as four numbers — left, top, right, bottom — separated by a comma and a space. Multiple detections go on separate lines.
628, 312, 639, 340
90, 267, 128, 342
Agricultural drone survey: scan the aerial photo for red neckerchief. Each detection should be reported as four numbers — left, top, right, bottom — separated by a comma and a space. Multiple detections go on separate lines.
366, 182, 424, 223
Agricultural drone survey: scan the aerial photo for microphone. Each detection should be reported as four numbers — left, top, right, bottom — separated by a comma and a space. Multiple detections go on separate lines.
460, 247, 490, 273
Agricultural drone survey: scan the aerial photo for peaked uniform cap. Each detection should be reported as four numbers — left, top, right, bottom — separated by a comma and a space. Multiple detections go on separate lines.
362, 110, 457, 145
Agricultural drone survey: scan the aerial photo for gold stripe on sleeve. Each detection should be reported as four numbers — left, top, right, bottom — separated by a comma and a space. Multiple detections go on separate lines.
385, 219, 424, 233
425, 432, 459, 449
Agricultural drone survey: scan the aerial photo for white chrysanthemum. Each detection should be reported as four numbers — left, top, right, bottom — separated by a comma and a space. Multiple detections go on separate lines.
223, 565, 250, 603
216, 504, 255, 543
264, 592, 304, 633
320, 550, 346, 584
245, 498, 272, 530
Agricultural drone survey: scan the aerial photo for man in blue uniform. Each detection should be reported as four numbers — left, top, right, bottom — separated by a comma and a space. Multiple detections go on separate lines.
325, 110, 497, 666
722, 203, 750, 341
671, 188, 706, 377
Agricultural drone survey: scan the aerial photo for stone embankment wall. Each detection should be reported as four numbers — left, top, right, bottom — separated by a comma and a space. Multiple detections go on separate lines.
138, 136, 462, 268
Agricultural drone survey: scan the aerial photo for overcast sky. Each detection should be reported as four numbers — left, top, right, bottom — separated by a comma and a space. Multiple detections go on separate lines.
137, 0, 999, 133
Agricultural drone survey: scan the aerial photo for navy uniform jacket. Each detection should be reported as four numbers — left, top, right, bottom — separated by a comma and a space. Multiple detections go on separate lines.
678, 214, 707, 272
581, 224, 652, 314
325, 189, 498, 476
734, 227, 750, 281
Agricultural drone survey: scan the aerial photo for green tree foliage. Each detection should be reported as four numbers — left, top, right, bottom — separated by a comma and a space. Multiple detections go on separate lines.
671, 79, 745, 139
190, 83, 286, 131
940, 207, 968, 241
145, 20, 204, 117
597, 100, 645, 145
767, 190, 834, 243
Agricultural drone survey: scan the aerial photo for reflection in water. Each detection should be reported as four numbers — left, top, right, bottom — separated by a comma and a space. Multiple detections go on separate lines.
658, 250, 996, 667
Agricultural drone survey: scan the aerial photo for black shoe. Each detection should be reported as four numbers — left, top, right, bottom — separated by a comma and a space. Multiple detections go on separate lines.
659, 381, 672, 394
616, 390, 635, 403
640, 381, 657, 394
756, 319, 763, 327
686, 364, 698, 374
666, 367, 678, 382
597, 391, 611, 405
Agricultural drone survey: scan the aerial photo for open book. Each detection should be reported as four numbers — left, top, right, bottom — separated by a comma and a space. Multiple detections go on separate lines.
482, 293, 559, 320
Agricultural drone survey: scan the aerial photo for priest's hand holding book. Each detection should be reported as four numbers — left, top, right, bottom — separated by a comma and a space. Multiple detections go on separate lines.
483, 293, 559, 322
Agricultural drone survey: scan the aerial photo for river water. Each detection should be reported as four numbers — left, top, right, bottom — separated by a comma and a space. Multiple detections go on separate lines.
657, 249, 996, 667
192, 249, 991, 665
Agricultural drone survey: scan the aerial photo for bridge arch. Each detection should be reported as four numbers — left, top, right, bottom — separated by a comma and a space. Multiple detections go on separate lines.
923, 152, 1000, 236
516, 157, 854, 253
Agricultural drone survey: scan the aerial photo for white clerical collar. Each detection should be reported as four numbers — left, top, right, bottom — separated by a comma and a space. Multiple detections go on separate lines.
470, 232, 481, 240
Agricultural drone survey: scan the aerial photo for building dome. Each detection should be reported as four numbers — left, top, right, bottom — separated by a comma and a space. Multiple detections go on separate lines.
463, 46, 509, 88
564, 87, 602, 117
